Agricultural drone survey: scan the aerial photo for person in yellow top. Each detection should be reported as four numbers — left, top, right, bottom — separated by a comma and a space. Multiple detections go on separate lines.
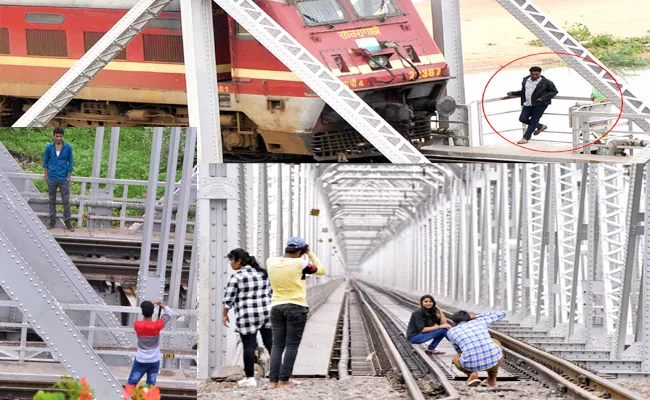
266, 236, 326, 389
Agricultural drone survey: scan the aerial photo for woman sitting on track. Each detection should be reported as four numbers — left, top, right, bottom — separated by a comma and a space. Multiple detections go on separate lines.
406, 295, 451, 355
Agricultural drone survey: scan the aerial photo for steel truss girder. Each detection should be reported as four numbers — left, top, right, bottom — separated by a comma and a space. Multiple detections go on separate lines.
359, 163, 648, 372
13, 0, 172, 127
211, 0, 429, 163
0, 174, 122, 399
0, 174, 131, 349
642, 165, 650, 370
597, 165, 626, 338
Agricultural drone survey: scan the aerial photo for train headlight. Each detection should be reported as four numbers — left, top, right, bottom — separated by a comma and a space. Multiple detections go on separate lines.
369, 55, 390, 69
436, 96, 457, 116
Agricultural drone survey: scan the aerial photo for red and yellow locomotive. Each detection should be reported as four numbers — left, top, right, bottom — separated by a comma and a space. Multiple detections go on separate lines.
0, 0, 455, 160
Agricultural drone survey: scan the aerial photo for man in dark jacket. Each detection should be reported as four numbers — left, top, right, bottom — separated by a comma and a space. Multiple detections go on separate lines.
507, 66, 558, 144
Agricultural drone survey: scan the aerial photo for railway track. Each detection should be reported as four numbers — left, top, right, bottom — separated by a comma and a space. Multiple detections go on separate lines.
356, 280, 644, 400
54, 236, 193, 283
56, 236, 193, 260
0, 381, 195, 400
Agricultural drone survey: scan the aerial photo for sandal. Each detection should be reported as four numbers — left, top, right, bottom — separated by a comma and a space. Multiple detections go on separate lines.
468, 379, 482, 387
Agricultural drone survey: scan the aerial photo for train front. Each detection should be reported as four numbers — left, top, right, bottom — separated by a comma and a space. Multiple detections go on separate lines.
271, 0, 457, 160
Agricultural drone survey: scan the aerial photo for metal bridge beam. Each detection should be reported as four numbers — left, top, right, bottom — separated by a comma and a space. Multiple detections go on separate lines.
12, 0, 172, 127
0, 171, 132, 350
181, 0, 223, 163
211, 0, 429, 163
431, 0, 468, 136
642, 164, 650, 370
0, 172, 123, 399
494, 1, 650, 145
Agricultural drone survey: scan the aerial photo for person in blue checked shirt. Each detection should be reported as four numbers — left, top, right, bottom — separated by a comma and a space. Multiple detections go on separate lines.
43, 128, 74, 230
446, 310, 506, 387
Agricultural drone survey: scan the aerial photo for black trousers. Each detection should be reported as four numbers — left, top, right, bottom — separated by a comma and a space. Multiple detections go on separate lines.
269, 303, 309, 383
519, 105, 548, 139
240, 326, 273, 378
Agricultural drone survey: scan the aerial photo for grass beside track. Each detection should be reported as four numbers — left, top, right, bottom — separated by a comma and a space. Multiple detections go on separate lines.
527, 23, 650, 73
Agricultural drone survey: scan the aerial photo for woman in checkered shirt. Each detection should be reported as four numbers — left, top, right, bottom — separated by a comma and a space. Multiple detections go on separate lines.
222, 248, 273, 388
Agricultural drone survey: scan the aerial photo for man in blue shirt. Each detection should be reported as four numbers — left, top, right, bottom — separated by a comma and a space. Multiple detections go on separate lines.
446, 310, 506, 387
43, 128, 74, 230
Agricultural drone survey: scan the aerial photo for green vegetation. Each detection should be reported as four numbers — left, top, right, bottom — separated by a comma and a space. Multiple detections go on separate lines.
0, 127, 195, 226
527, 23, 650, 72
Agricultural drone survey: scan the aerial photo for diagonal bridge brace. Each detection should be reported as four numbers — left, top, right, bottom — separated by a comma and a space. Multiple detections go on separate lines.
12, 0, 174, 128
0, 173, 123, 399
0, 169, 133, 350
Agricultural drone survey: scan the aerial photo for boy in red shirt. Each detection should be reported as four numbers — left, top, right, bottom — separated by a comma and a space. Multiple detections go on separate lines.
126, 299, 173, 388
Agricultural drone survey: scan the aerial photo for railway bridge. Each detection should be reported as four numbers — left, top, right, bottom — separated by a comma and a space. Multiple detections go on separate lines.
0, 128, 198, 399
201, 162, 650, 399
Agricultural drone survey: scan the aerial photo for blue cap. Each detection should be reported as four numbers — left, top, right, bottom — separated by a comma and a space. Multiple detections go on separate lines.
287, 236, 307, 249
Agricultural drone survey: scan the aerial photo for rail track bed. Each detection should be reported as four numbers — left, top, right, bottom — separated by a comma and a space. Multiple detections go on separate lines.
55, 236, 192, 283
199, 280, 645, 400
355, 280, 645, 400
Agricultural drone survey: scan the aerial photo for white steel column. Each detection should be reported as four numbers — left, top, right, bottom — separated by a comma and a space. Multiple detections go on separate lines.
430, 0, 467, 136
641, 165, 650, 370
181, 0, 223, 162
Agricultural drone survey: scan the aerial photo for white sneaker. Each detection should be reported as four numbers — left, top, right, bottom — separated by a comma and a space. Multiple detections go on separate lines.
237, 377, 257, 388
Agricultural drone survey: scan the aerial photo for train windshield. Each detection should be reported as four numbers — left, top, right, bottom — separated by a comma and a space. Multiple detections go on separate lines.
348, 0, 401, 19
294, 0, 348, 26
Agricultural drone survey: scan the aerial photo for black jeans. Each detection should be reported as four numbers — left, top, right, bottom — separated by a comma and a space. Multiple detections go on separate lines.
240, 326, 273, 378
269, 303, 309, 383
47, 180, 71, 222
519, 105, 548, 139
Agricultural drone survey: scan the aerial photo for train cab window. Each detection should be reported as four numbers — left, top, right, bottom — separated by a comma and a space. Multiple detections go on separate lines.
292, 0, 348, 27
24, 13, 65, 25
0, 28, 9, 55
348, 0, 401, 20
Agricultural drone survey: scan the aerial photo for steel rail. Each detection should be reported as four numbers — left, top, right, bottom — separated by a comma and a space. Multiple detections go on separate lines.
354, 281, 460, 400
367, 281, 645, 400
354, 282, 426, 400
337, 292, 351, 379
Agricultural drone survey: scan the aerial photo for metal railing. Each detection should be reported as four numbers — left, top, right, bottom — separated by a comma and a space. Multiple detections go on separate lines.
3, 172, 197, 229
569, 106, 650, 155
441, 95, 649, 153
0, 300, 196, 363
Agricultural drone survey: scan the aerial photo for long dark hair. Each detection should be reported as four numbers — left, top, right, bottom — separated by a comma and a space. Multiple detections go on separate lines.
420, 295, 440, 326
227, 248, 267, 279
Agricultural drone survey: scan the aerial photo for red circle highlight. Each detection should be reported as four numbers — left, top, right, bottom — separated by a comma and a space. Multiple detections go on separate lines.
481, 52, 624, 153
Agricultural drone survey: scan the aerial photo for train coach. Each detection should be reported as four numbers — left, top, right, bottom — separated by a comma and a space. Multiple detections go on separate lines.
0, 0, 456, 160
